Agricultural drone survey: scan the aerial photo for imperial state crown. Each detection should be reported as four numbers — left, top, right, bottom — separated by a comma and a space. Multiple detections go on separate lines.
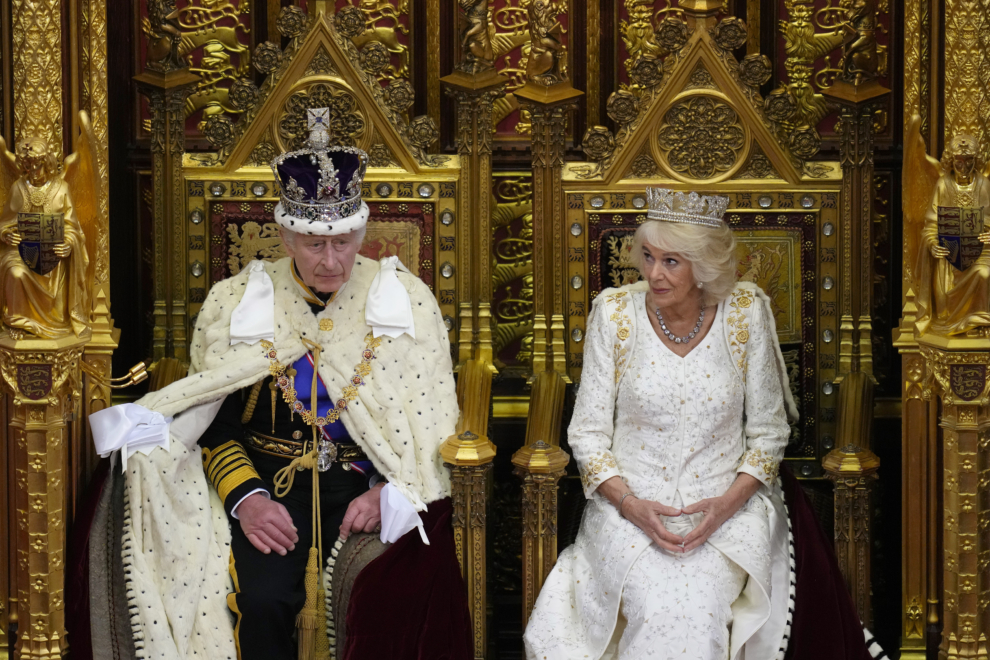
270, 107, 370, 236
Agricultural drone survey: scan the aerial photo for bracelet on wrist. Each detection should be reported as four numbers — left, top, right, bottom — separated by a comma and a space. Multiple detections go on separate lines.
618, 492, 636, 518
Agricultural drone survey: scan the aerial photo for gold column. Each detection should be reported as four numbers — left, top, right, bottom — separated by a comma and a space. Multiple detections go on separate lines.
78, 0, 117, 507
1, 390, 9, 658
822, 81, 890, 380
11, 0, 63, 156
442, 1, 507, 370
944, 0, 990, 160
0, 335, 86, 660
135, 66, 199, 361
512, 369, 569, 624
900, 0, 939, 653
585, 1, 600, 128
894, 346, 939, 659
441, 359, 495, 659
919, 337, 990, 660
514, 0, 582, 378
824, 446, 879, 628
824, 372, 879, 628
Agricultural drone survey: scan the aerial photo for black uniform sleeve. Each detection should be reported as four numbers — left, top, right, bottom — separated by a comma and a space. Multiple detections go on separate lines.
199, 391, 268, 516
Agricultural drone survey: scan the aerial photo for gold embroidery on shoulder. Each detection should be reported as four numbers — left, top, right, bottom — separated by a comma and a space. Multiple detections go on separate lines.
580, 451, 619, 490
606, 291, 631, 383
726, 288, 754, 373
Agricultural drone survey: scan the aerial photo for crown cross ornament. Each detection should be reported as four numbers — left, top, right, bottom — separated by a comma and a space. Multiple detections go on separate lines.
645, 188, 730, 228
270, 107, 370, 236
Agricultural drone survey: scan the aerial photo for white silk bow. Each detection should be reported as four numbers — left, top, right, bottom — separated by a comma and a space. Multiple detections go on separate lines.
379, 482, 429, 545
229, 260, 276, 346
365, 256, 416, 339
89, 403, 172, 472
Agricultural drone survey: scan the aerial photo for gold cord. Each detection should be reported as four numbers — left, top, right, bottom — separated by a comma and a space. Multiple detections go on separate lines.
272, 442, 319, 499
241, 380, 264, 425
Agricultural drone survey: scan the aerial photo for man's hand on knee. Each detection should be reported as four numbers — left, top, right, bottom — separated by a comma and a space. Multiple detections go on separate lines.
238, 493, 299, 556
340, 483, 385, 540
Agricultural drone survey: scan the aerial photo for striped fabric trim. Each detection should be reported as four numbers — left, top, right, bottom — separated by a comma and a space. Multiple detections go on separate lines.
202, 440, 262, 506
864, 628, 888, 658
227, 550, 244, 659
291, 260, 336, 308
774, 489, 888, 660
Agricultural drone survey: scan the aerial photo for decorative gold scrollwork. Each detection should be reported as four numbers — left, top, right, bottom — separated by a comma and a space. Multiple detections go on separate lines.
279, 82, 369, 150
711, 17, 748, 52
655, 95, 747, 180
607, 90, 641, 126
253, 41, 283, 75
276, 5, 309, 39
630, 152, 660, 178
350, 0, 411, 83
581, 127, 616, 162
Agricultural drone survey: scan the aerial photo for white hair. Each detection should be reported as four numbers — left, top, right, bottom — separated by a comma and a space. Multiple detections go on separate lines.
631, 220, 738, 307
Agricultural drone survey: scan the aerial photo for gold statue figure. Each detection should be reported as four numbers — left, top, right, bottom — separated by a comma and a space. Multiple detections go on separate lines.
0, 112, 101, 339
905, 115, 990, 336
455, 0, 495, 74
526, 0, 567, 86
620, 0, 662, 76
837, 0, 879, 86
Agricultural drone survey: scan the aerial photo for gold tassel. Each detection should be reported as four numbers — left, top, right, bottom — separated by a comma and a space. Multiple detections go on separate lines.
269, 380, 278, 434
296, 547, 321, 660
288, 366, 297, 423
314, 587, 331, 660
241, 380, 264, 424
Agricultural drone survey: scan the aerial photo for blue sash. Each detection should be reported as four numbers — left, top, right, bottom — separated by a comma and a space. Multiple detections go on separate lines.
292, 353, 373, 477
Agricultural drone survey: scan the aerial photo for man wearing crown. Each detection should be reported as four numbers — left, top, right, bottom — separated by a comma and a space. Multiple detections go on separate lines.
88, 109, 472, 660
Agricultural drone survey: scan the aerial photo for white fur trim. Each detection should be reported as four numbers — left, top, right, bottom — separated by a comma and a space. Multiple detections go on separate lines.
273, 200, 370, 235
118, 256, 456, 659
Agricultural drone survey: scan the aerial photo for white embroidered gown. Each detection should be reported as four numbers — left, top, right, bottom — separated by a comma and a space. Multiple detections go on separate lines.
524, 284, 793, 660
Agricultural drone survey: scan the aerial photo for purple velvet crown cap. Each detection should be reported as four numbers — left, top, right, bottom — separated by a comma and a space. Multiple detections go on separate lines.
275, 150, 363, 202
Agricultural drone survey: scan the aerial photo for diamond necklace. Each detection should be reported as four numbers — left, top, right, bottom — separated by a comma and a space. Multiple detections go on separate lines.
654, 304, 706, 344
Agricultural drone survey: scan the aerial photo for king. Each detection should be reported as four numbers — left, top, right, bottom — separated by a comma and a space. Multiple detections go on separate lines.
89, 109, 472, 660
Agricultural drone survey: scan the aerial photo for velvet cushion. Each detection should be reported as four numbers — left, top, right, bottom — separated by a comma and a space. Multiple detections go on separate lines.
342, 497, 472, 660
782, 465, 874, 660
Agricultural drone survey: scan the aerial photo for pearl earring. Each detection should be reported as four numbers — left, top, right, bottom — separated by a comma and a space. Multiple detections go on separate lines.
697, 282, 703, 288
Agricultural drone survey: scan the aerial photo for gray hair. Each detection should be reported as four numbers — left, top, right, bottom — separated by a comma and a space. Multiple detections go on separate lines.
630, 220, 738, 307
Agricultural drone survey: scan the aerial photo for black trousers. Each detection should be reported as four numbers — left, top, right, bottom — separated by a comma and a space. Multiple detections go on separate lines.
227, 453, 369, 660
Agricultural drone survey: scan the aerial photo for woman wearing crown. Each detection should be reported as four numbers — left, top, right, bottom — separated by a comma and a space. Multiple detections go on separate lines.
525, 189, 799, 660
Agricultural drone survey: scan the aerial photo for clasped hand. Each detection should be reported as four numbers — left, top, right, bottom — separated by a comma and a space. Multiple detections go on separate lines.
238, 483, 385, 555
622, 495, 738, 553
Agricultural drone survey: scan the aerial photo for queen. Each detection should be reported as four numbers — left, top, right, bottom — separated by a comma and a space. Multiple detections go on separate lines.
524, 189, 798, 660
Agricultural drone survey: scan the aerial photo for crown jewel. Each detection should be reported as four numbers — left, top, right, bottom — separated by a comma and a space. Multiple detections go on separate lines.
270, 108, 369, 228
645, 188, 730, 228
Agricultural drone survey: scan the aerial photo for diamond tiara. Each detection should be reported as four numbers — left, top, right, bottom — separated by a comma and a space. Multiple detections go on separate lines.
645, 188, 730, 228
